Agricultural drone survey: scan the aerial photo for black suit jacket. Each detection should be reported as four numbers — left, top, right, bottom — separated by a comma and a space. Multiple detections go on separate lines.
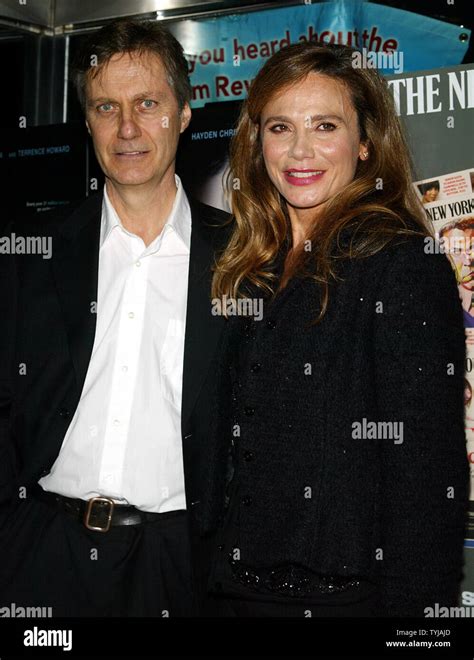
0, 190, 230, 608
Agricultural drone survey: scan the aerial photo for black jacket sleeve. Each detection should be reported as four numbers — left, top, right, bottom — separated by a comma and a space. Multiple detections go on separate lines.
373, 235, 469, 616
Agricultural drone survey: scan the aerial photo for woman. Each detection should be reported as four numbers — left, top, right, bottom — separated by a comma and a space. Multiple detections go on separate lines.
418, 180, 440, 205
203, 42, 469, 617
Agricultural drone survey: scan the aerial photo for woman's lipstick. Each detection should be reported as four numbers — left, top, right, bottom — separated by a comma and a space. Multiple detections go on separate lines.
283, 169, 325, 186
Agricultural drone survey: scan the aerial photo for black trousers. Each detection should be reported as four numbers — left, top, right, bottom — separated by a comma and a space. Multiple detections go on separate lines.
0, 492, 195, 617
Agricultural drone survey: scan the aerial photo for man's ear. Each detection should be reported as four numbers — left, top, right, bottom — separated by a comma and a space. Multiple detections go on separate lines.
179, 102, 192, 133
85, 120, 91, 136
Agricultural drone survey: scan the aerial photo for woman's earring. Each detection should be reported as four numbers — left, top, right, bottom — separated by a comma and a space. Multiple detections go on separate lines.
362, 151, 369, 159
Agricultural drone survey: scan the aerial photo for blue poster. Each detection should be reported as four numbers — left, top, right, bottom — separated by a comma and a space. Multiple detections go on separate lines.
169, 0, 471, 107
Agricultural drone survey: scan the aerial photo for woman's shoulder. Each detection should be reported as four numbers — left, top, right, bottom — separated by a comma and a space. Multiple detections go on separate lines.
344, 219, 450, 281
333, 222, 459, 323
371, 231, 453, 281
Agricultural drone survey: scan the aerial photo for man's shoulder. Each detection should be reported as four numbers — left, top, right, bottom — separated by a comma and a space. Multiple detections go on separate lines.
187, 195, 233, 248
188, 195, 231, 225
7, 193, 103, 237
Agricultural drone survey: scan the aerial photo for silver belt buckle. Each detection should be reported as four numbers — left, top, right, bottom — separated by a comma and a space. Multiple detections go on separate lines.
83, 496, 115, 532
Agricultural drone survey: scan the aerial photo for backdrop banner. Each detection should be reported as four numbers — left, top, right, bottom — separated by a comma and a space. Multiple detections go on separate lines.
168, 0, 471, 107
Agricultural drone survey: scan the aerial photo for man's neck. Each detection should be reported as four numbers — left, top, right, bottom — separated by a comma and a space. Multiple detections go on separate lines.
106, 174, 178, 247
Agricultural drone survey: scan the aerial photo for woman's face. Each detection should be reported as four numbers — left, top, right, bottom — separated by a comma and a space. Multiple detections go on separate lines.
423, 186, 439, 203
260, 72, 367, 222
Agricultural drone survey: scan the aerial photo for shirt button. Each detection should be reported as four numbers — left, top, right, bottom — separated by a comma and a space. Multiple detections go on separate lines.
244, 406, 255, 416
113, 419, 120, 426
266, 319, 277, 329
250, 362, 261, 373
243, 451, 254, 462
128, 312, 135, 319
59, 408, 70, 418
135, 260, 141, 267
241, 496, 253, 506
121, 365, 128, 373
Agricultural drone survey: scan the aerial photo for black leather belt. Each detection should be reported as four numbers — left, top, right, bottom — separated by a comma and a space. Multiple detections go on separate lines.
30, 482, 184, 532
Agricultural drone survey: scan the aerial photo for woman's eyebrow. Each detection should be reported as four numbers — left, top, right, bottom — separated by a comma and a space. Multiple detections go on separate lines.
262, 113, 345, 126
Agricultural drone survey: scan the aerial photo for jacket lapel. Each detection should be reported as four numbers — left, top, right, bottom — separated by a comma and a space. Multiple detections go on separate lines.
181, 196, 227, 434
51, 193, 102, 397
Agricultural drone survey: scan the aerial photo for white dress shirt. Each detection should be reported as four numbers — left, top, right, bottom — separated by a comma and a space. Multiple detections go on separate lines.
39, 174, 191, 513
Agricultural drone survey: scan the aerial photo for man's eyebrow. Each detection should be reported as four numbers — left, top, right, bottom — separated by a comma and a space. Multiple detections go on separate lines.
87, 91, 165, 106
262, 113, 345, 126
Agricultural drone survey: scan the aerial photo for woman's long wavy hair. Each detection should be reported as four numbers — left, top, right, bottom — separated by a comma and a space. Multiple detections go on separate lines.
211, 41, 432, 323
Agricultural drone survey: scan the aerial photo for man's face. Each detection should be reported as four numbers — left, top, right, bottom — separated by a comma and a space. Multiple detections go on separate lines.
85, 50, 191, 190
443, 227, 474, 288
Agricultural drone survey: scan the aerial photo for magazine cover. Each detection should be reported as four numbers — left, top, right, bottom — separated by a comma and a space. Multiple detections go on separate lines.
414, 168, 474, 538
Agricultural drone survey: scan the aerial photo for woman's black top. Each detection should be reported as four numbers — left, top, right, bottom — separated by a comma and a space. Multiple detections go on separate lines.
205, 231, 469, 617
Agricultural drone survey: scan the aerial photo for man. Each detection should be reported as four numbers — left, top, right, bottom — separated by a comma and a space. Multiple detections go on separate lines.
0, 19, 229, 617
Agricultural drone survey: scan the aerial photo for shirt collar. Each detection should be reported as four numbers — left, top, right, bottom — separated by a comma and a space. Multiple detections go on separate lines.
100, 174, 191, 251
